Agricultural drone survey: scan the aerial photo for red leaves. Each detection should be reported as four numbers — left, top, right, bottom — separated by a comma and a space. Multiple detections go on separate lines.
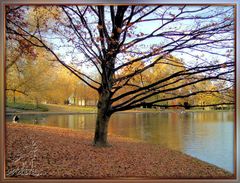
224, 17, 232, 21
6, 124, 233, 178
116, 27, 122, 33
107, 51, 114, 55
97, 24, 103, 30
221, 63, 227, 68
75, 25, 81, 29
127, 22, 133, 27
169, 12, 176, 18
96, 37, 103, 42
127, 33, 132, 38
152, 47, 162, 54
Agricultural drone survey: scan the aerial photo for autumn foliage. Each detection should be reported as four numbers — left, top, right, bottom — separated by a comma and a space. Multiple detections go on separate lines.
5, 5, 235, 146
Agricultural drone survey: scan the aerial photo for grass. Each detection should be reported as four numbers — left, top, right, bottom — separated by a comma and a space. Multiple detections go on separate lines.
6, 102, 231, 114
6, 102, 97, 113
6, 102, 49, 112
37, 103, 97, 112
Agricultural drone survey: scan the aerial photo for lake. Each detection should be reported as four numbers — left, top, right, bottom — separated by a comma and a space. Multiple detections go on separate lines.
6, 111, 234, 173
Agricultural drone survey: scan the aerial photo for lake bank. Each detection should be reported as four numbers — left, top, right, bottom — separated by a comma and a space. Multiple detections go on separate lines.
6, 123, 234, 178
6, 104, 232, 116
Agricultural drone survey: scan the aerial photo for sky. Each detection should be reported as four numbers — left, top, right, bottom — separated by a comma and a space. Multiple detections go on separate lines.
21, 5, 234, 77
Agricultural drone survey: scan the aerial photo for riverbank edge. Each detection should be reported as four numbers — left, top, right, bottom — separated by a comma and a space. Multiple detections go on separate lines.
5, 123, 234, 178
5, 108, 233, 115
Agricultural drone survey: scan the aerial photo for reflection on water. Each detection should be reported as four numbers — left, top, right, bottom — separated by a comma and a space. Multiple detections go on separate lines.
6, 111, 234, 173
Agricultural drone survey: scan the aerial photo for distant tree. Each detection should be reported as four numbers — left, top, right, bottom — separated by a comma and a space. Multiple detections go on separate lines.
6, 5, 235, 146
6, 45, 54, 104
6, 38, 37, 71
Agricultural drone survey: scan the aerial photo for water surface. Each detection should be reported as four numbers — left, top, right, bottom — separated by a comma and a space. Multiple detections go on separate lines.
6, 111, 234, 173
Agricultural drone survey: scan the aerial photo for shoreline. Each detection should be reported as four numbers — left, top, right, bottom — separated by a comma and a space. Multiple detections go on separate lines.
5, 108, 233, 116
5, 123, 234, 178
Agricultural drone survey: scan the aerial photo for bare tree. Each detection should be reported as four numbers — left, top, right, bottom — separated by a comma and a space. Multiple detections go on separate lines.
6, 5, 235, 146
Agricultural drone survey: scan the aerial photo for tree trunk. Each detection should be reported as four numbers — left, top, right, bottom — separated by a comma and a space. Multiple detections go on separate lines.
93, 109, 111, 147
93, 89, 112, 147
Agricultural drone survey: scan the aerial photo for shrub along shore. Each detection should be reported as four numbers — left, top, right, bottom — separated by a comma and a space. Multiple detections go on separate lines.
6, 123, 234, 179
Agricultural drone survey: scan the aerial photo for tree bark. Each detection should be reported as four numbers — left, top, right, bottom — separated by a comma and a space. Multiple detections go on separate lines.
93, 89, 112, 147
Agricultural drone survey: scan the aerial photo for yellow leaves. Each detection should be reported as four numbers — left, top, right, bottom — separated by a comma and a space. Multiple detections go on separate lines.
27, 6, 60, 31
123, 60, 144, 73
6, 45, 58, 103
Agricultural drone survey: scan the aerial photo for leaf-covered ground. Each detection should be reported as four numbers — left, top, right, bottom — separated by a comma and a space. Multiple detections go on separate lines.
5, 123, 234, 179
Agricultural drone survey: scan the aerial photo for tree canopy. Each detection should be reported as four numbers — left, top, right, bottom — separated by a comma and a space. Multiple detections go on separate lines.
5, 5, 235, 146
